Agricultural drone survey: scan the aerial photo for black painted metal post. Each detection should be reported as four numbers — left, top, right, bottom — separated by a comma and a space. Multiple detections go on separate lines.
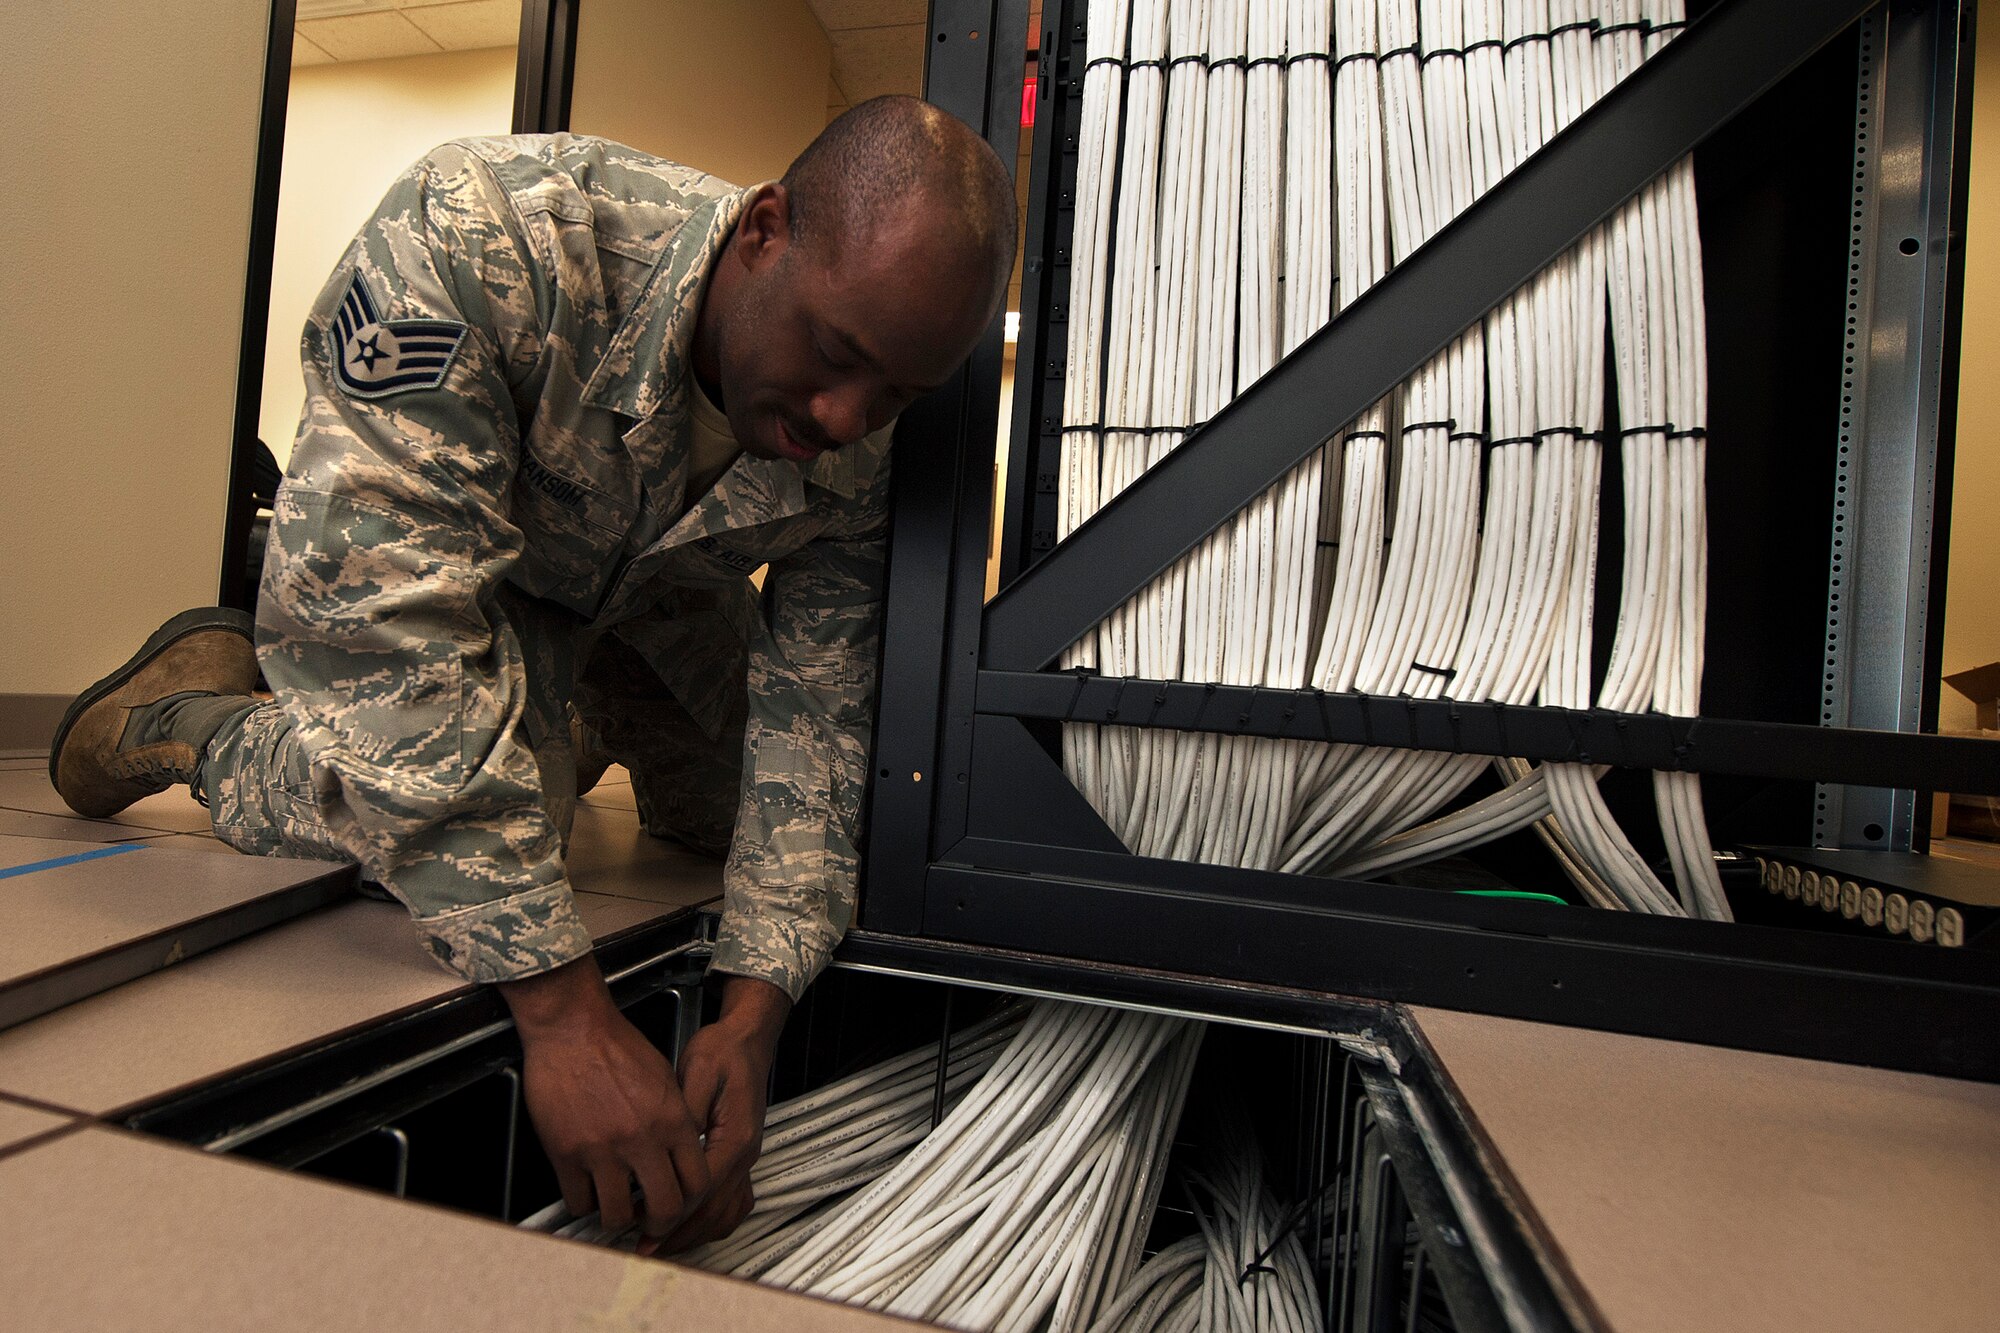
218, 0, 298, 611
861, 0, 1026, 932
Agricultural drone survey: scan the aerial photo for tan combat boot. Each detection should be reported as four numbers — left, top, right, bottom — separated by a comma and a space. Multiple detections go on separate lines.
50, 608, 259, 818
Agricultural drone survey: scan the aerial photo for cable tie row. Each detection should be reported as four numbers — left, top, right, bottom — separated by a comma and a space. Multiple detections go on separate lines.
1087, 50, 1341, 76
1331, 45, 1416, 74
1600, 17, 1688, 39
1412, 18, 1684, 63
1614, 423, 1708, 439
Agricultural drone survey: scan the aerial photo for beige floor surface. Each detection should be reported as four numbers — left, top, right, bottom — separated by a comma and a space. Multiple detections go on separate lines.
0, 833, 352, 1000
0, 758, 721, 1116
1412, 1006, 2000, 1333
0, 1096, 76, 1156
0, 1125, 914, 1332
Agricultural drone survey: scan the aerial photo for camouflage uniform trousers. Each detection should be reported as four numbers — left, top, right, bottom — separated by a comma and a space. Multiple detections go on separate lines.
203, 602, 750, 881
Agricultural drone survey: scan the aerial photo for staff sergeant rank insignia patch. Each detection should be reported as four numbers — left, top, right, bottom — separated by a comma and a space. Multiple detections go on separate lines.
329, 272, 468, 399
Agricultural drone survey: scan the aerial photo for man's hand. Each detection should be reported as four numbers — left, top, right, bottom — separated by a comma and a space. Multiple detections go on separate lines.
657, 975, 791, 1252
499, 956, 712, 1240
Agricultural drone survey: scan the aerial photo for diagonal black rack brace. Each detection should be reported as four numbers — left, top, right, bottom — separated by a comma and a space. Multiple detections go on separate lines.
983, 0, 1878, 673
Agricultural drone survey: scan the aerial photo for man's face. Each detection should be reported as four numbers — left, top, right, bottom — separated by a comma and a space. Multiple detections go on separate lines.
709, 188, 995, 463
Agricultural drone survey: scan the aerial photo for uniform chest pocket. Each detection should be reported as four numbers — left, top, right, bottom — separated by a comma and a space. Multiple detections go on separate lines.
509, 452, 635, 607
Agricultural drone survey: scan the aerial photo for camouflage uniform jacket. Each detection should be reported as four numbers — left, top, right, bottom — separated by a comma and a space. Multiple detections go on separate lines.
263, 135, 890, 1001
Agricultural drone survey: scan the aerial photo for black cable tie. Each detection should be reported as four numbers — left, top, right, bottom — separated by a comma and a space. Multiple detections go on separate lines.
1420, 46, 1462, 64
1550, 19, 1600, 40
1315, 538, 1340, 548
1207, 54, 1249, 71
1245, 53, 1287, 71
1346, 429, 1389, 441
1616, 423, 1668, 438
1332, 49, 1374, 74
1314, 688, 1334, 742
1128, 57, 1167, 71
1147, 682, 1170, 726
1359, 691, 1376, 746
1650, 19, 1689, 36
1195, 680, 1219, 727
1491, 698, 1510, 756
1448, 430, 1485, 443
1448, 699, 1464, 753
1286, 50, 1333, 67
1238, 685, 1259, 730
1167, 52, 1210, 70
1534, 425, 1582, 440
1084, 54, 1122, 73
1379, 43, 1420, 62
1402, 418, 1456, 434
1614, 712, 1631, 767
1107, 675, 1132, 721
1667, 426, 1708, 441
1409, 661, 1457, 680
1063, 666, 1092, 722
1565, 708, 1591, 764
1462, 38, 1503, 56
1489, 433, 1535, 447
1238, 1263, 1281, 1286
1502, 31, 1551, 54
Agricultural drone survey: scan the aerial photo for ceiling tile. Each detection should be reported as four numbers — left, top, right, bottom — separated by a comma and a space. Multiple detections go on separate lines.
806, 0, 928, 33
291, 31, 335, 66
297, 10, 441, 61
829, 23, 924, 104
401, 0, 522, 51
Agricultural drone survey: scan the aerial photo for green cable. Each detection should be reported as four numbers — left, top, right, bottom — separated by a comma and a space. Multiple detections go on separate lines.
1455, 889, 1569, 906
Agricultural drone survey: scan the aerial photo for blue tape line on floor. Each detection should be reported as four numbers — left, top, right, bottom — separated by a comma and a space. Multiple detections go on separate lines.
0, 843, 147, 881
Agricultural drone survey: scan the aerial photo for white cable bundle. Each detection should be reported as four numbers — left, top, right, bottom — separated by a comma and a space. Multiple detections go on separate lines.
519, 1006, 1030, 1252
1051, 0, 1726, 922
1083, 1107, 1323, 1333
699, 1004, 1202, 1332
1158, 0, 1251, 863
1057, 0, 1134, 807
1119, 0, 1209, 852
532, 1003, 1202, 1330
1194, 0, 1292, 870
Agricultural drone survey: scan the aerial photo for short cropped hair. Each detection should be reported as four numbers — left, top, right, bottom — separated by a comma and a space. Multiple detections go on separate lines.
780, 95, 1016, 306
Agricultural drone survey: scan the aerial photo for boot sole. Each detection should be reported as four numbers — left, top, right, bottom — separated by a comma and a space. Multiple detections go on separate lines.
48, 608, 256, 790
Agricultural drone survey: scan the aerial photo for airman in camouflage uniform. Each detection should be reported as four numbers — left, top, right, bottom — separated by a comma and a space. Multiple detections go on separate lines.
54, 101, 1016, 1247
203, 133, 891, 1001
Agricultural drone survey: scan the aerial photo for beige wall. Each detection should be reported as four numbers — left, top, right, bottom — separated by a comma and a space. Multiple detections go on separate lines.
262, 46, 517, 463
1943, 5, 2000, 728
0, 1, 271, 698
569, 0, 832, 188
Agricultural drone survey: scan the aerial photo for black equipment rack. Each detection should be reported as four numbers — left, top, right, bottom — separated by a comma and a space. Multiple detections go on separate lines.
858, 0, 2000, 1083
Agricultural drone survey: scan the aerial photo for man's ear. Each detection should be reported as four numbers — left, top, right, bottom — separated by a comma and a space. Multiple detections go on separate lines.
732, 184, 792, 272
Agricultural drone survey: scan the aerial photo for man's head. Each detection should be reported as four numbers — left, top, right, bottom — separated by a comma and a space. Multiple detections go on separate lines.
693, 95, 1016, 463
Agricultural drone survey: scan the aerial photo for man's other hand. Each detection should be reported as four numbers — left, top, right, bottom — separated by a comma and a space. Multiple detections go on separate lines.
658, 975, 791, 1253
499, 956, 712, 1240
